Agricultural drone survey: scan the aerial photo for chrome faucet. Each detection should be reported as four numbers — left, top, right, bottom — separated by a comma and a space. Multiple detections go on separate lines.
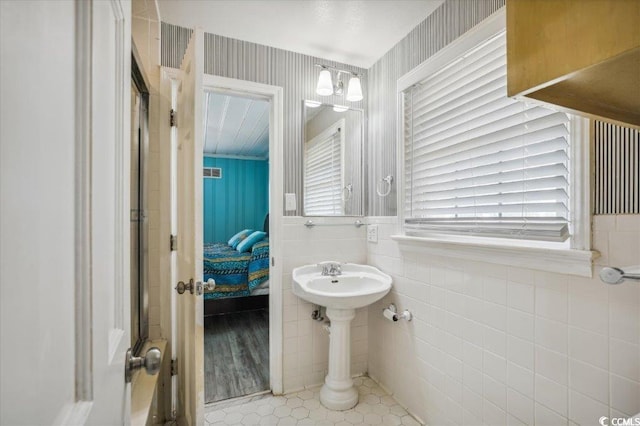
321, 262, 342, 277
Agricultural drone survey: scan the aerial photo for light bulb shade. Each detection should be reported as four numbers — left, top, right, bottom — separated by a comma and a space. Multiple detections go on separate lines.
346, 76, 363, 102
316, 69, 334, 96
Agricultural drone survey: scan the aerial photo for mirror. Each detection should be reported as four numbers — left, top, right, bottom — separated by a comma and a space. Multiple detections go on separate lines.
302, 101, 364, 216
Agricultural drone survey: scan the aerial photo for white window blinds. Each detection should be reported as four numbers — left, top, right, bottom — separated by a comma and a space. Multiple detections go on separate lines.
304, 126, 343, 215
403, 32, 571, 242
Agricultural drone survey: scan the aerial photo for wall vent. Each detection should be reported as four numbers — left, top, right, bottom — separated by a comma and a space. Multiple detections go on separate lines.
203, 167, 222, 179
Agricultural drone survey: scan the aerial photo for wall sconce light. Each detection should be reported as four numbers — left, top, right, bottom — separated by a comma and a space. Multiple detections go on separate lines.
346, 76, 363, 102
315, 64, 363, 102
316, 67, 333, 96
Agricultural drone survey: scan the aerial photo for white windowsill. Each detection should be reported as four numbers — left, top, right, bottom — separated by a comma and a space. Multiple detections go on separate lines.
391, 234, 598, 277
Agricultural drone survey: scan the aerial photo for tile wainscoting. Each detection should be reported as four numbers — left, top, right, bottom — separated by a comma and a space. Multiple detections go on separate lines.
366, 215, 640, 425
281, 217, 368, 393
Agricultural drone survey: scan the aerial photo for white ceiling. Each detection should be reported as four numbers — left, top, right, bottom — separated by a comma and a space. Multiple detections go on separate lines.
203, 92, 270, 158
157, 0, 444, 68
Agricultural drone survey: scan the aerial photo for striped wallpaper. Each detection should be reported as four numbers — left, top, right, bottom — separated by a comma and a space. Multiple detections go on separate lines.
367, 0, 505, 216
594, 121, 640, 214
161, 22, 366, 216
162, 2, 638, 218
161, 22, 192, 69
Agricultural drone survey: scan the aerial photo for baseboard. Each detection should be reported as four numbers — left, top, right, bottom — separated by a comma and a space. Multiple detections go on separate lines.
204, 295, 269, 316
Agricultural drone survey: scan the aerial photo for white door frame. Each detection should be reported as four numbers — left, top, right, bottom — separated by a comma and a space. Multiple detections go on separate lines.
159, 70, 284, 417
159, 66, 180, 420
202, 74, 285, 395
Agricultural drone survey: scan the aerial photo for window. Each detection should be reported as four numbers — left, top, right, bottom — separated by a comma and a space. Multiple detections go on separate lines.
402, 21, 573, 243
303, 120, 345, 215
394, 9, 594, 276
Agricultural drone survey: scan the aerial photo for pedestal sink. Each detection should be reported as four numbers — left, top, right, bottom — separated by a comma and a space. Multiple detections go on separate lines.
292, 262, 392, 410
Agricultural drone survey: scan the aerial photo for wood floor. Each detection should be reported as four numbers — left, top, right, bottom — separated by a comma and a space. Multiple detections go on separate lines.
204, 308, 269, 404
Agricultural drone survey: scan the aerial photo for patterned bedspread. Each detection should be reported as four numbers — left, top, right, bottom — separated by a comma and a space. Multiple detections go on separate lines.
203, 239, 269, 300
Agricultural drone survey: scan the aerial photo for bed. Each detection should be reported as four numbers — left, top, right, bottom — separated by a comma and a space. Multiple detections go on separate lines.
202, 238, 269, 300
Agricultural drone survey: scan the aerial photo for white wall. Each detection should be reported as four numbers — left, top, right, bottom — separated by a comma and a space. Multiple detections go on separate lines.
366, 215, 640, 425
281, 217, 368, 392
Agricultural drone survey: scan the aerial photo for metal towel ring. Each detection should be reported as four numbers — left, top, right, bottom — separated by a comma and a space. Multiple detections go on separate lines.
376, 175, 393, 197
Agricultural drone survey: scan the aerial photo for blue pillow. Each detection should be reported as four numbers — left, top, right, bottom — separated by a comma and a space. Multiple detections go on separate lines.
228, 229, 253, 249
236, 231, 266, 253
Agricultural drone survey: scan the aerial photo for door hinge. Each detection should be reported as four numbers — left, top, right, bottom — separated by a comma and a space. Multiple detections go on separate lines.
271, 257, 275, 267
171, 358, 178, 376
170, 109, 176, 127
130, 209, 146, 222
170, 234, 178, 251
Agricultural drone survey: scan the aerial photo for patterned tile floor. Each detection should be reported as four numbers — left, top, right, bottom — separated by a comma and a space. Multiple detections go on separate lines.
204, 376, 421, 426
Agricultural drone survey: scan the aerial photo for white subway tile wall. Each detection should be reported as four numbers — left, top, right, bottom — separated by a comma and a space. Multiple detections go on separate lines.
367, 215, 640, 425
281, 217, 368, 392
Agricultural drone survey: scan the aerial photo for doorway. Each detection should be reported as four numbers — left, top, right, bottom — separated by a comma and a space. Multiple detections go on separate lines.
201, 91, 271, 403
162, 58, 284, 420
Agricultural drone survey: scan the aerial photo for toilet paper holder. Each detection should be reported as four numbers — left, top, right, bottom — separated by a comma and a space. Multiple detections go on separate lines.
383, 303, 412, 322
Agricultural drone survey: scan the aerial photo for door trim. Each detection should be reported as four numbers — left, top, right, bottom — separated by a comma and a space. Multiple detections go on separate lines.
159, 66, 180, 421
202, 74, 284, 395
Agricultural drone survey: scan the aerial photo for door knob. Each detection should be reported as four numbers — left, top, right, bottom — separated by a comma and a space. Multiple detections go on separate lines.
204, 278, 216, 292
125, 347, 161, 383
175, 278, 203, 295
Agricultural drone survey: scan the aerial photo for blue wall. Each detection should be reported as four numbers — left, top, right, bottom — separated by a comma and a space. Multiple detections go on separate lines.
203, 157, 269, 244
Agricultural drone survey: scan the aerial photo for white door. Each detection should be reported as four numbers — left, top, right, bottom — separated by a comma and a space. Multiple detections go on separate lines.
175, 27, 206, 425
0, 0, 132, 424
86, 0, 132, 422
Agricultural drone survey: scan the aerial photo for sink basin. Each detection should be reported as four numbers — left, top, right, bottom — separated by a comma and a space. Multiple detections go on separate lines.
292, 263, 392, 309
292, 262, 392, 411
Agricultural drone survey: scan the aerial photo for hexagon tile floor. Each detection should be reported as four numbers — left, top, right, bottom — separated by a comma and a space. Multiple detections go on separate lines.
204, 376, 422, 426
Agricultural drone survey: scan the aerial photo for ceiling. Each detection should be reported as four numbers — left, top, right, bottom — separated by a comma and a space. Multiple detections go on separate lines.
156, 0, 444, 68
203, 93, 269, 158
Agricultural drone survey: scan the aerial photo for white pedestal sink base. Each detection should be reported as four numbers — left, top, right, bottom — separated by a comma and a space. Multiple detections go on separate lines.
320, 381, 358, 411
291, 263, 392, 410
320, 308, 358, 411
